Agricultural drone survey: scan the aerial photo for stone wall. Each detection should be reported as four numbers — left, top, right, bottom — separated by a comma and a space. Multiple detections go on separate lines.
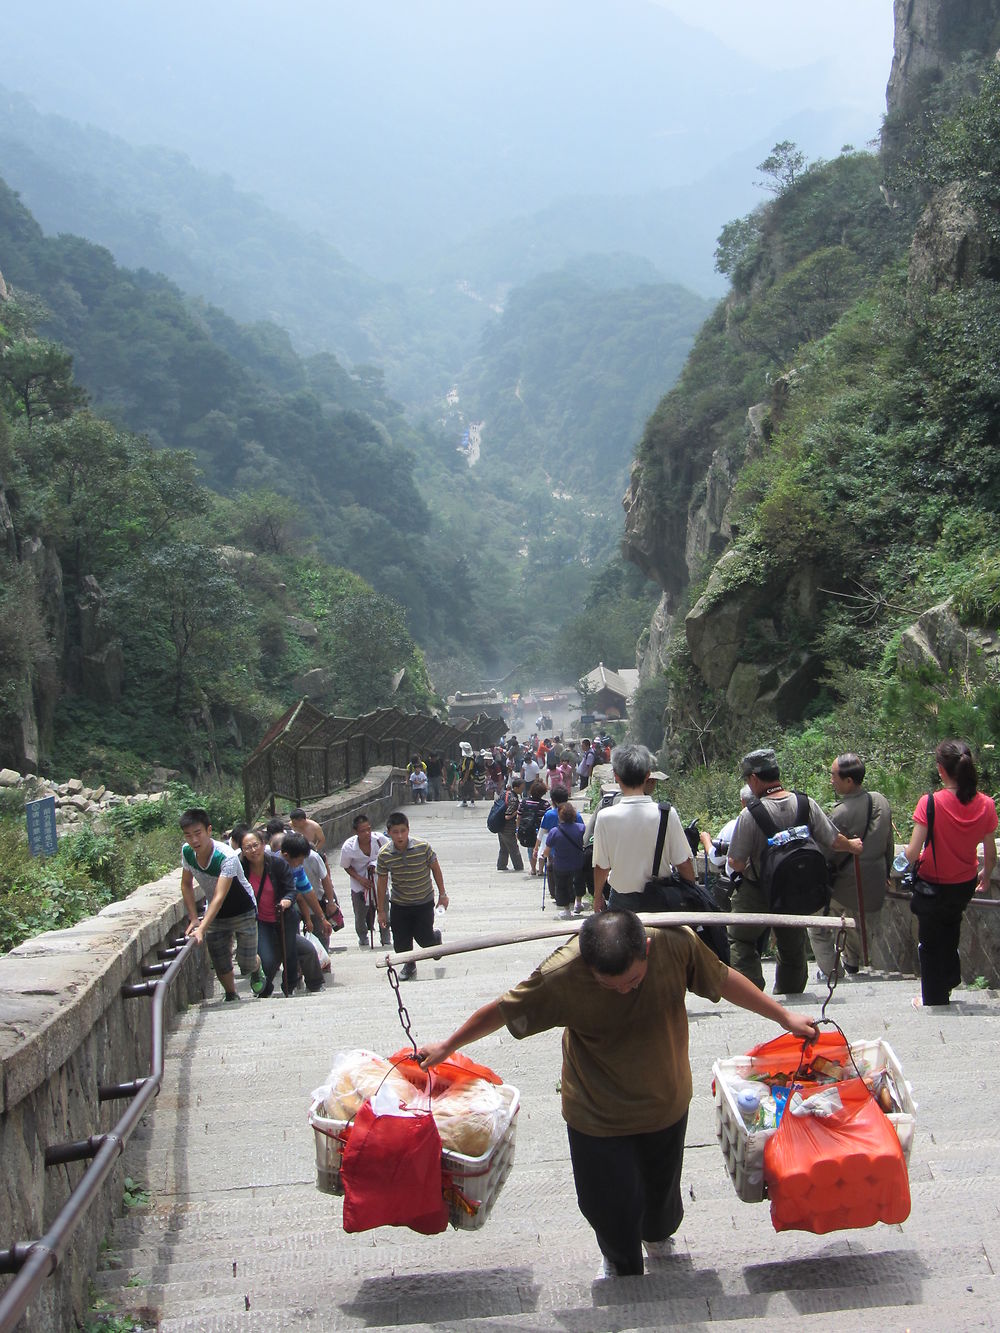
0, 875, 212, 1331
301, 765, 411, 848
868, 888, 1000, 988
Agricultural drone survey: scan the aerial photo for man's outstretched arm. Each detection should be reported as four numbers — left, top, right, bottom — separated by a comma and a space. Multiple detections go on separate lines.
720, 967, 818, 1042
416, 1000, 505, 1069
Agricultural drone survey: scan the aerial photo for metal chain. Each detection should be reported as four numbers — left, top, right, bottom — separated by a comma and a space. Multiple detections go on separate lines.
819, 925, 847, 1023
384, 960, 418, 1056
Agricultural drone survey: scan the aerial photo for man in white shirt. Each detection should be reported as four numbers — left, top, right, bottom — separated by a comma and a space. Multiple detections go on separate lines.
340, 811, 390, 947
592, 745, 694, 914
521, 753, 541, 786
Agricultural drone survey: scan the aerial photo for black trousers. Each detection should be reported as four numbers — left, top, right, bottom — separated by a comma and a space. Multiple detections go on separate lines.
566, 1111, 688, 1276
910, 878, 976, 1004
389, 899, 436, 955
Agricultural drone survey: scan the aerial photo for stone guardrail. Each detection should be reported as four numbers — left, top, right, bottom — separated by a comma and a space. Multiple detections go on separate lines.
0, 874, 212, 1331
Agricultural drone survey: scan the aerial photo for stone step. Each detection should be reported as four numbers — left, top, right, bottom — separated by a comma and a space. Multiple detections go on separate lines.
103, 1169, 1000, 1275
96, 1260, 1000, 1330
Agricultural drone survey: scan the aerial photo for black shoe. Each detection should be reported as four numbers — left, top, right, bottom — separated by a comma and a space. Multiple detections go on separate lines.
433, 929, 443, 946
400, 961, 416, 981
259, 979, 274, 999
224, 990, 239, 1003
844, 963, 860, 975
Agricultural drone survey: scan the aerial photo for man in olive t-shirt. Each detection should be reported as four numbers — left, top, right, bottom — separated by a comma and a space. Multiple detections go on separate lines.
417, 911, 817, 1278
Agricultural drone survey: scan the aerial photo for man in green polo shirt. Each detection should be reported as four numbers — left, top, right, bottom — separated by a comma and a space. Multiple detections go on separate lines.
375, 811, 449, 980
416, 910, 817, 1279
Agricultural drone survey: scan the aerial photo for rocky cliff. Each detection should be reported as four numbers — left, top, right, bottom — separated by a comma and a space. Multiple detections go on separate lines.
624, 0, 1000, 749
886, 0, 1000, 120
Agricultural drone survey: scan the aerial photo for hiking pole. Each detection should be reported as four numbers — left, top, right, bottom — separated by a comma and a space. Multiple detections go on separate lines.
853, 854, 870, 967
376, 911, 856, 968
541, 860, 547, 912
279, 903, 289, 995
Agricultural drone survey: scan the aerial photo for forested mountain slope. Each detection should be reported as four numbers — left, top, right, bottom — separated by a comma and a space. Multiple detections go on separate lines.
0, 87, 485, 404
462, 260, 711, 496
0, 292, 437, 786
0, 181, 689, 692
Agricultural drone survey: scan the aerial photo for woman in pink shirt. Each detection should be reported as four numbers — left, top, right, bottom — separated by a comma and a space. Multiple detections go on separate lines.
903, 738, 997, 1006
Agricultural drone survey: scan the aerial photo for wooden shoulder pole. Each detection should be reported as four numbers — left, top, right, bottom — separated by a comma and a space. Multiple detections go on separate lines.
374, 911, 855, 968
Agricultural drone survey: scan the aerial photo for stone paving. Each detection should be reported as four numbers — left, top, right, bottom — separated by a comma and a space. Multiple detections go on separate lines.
98, 800, 1000, 1330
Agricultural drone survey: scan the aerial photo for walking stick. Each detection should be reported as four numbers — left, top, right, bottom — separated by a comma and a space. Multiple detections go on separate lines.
541, 860, 547, 912
853, 854, 870, 967
279, 902, 289, 995
376, 911, 856, 968
366, 868, 377, 948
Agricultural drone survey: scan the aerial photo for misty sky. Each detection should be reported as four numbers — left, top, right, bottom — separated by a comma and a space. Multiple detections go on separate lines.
651, 1, 895, 108
1, 0, 900, 279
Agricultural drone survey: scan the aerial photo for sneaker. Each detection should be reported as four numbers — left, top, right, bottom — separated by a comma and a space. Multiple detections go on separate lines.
573, 903, 585, 915
358, 938, 369, 949
643, 1238, 675, 1261
557, 908, 572, 919
433, 929, 443, 946
249, 967, 266, 996
815, 967, 829, 984
259, 979, 275, 999
460, 801, 468, 808
224, 990, 239, 1003
844, 962, 860, 975
595, 1256, 617, 1280
400, 961, 416, 981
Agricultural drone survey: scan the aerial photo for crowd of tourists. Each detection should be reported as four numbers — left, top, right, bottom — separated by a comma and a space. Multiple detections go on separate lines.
178, 731, 995, 1282
180, 732, 996, 1010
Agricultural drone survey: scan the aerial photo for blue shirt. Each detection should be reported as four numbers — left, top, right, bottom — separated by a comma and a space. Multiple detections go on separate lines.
540, 807, 584, 836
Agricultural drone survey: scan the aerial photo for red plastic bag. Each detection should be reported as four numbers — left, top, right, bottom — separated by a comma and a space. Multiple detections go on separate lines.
341, 1091, 449, 1234
764, 1076, 910, 1234
389, 1048, 502, 1098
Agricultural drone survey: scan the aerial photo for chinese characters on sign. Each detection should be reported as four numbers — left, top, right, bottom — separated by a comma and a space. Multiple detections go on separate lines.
26, 795, 58, 857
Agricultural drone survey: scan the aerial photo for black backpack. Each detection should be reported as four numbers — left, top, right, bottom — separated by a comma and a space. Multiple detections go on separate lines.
486, 795, 509, 834
517, 798, 545, 847
640, 802, 731, 964
745, 792, 831, 914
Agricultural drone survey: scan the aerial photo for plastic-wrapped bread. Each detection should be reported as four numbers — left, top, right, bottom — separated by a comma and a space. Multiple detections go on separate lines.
432, 1077, 508, 1156
322, 1050, 413, 1121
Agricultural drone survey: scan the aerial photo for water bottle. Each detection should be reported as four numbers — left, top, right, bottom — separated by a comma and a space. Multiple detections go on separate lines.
788, 824, 809, 842
892, 852, 910, 875
767, 829, 789, 848
737, 1087, 762, 1127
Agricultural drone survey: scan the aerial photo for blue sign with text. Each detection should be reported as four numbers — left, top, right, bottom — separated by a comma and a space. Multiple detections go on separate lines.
26, 795, 58, 857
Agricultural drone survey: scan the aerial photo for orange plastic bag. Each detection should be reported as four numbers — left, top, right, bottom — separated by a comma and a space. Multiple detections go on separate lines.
764, 1076, 910, 1234
389, 1048, 502, 1098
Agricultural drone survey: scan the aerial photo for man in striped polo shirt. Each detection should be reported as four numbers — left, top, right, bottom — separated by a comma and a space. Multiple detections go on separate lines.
180, 808, 264, 1001
375, 811, 449, 980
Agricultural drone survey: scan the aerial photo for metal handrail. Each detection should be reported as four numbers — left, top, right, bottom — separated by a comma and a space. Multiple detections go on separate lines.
0, 935, 195, 1332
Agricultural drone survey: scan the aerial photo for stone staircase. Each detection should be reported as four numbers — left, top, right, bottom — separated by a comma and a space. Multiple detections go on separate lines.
93, 803, 1000, 1331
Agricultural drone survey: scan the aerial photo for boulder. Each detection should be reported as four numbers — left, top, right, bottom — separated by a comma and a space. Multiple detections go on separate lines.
726, 663, 778, 715
897, 600, 996, 680
685, 551, 770, 691
285, 616, 319, 641
292, 667, 334, 697
0, 768, 20, 786
66, 778, 83, 794
908, 183, 989, 294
